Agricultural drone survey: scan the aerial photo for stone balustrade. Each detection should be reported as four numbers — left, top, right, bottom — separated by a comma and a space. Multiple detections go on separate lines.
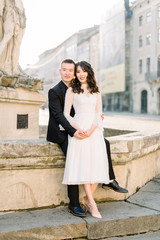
0, 130, 160, 212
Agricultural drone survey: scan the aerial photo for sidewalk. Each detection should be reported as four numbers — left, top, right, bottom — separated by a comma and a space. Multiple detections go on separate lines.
103, 112, 160, 132
0, 175, 160, 239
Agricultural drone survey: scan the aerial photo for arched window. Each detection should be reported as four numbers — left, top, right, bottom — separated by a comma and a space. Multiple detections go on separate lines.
157, 55, 160, 77
141, 90, 147, 113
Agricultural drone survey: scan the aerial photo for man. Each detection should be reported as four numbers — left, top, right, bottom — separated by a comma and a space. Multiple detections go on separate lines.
47, 59, 128, 217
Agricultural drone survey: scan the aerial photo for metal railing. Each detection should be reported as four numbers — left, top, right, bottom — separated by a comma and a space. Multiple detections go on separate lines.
145, 72, 160, 81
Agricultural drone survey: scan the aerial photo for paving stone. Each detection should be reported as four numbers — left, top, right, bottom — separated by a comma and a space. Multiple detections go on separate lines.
154, 174, 160, 180
105, 230, 160, 240
127, 179, 160, 211
0, 206, 87, 240
85, 201, 160, 239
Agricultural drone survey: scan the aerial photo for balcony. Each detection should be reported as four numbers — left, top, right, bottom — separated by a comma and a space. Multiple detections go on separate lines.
145, 72, 160, 83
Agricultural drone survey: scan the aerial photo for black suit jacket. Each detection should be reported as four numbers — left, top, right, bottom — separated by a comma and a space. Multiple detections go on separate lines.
47, 81, 76, 144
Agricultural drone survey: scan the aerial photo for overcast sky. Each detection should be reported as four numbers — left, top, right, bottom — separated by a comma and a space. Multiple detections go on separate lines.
19, 0, 122, 69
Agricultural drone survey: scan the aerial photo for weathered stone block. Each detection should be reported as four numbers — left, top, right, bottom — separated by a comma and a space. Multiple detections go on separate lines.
0, 88, 46, 140
0, 206, 87, 239
86, 202, 160, 239
0, 131, 160, 211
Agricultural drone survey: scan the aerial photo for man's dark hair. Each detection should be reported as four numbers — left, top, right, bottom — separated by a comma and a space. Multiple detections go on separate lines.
61, 58, 75, 66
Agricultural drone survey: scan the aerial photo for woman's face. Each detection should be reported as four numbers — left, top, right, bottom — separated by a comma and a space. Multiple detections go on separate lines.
76, 66, 88, 84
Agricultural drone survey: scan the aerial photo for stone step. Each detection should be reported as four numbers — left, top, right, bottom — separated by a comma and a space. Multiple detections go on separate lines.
105, 230, 160, 240
0, 202, 159, 240
0, 175, 160, 240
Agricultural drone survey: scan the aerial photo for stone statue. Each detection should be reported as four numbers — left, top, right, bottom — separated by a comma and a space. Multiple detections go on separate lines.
0, 0, 26, 75
0, 0, 42, 90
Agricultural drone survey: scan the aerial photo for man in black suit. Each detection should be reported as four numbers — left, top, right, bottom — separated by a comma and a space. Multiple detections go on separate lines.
47, 59, 128, 217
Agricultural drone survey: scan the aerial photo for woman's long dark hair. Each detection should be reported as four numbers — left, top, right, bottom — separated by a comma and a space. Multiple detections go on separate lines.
71, 61, 99, 94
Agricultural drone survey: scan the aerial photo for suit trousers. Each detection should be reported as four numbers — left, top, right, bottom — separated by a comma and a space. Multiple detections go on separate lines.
59, 136, 115, 207
59, 137, 80, 207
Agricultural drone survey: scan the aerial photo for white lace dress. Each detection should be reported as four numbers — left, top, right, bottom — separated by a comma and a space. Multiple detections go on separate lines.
62, 86, 110, 185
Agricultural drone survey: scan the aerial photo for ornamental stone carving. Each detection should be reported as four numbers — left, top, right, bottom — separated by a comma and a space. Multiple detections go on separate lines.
0, 0, 26, 75
0, 0, 43, 90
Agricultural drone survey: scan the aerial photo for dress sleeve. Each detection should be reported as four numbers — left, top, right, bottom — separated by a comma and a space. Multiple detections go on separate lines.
93, 92, 103, 131
64, 87, 75, 126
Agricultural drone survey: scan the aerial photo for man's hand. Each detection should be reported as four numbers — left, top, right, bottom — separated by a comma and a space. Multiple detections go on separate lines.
101, 113, 104, 121
74, 129, 87, 139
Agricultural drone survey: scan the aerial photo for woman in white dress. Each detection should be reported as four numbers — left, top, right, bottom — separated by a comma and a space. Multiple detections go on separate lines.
62, 61, 110, 219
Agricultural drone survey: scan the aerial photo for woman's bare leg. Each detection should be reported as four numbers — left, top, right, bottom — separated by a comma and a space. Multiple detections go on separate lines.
83, 183, 102, 218
91, 183, 98, 195
83, 183, 98, 205
83, 184, 94, 204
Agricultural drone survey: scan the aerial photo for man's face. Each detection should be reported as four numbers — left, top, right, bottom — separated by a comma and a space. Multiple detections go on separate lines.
59, 63, 75, 84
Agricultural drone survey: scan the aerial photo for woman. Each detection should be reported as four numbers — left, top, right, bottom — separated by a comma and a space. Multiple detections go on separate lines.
62, 61, 109, 219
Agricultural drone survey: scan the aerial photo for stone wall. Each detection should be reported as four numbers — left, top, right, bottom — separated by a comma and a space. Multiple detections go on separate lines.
0, 131, 160, 211
0, 87, 46, 140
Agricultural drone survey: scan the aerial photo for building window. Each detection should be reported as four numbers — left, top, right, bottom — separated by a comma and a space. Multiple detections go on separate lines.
126, 57, 130, 74
141, 90, 147, 113
158, 6, 160, 18
158, 29, 160, 42
139, 59, 143, 74
139, 16, 143, 26
146, 11, 151, 23
146, 33, 151, 45
146, 58, 150, 73
139, 36, 143, 47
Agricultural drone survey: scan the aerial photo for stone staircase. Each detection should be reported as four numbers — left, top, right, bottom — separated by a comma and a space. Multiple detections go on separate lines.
0, 175, 160, 240
106, 231, 160, 240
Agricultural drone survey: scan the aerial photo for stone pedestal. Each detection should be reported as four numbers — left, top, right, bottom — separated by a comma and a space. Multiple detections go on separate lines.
0, 86, 46, 140
0, 131, 160, 211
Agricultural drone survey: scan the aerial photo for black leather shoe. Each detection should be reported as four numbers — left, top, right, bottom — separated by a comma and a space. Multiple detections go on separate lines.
102, 180, 128, 193
68, 204, 86, 217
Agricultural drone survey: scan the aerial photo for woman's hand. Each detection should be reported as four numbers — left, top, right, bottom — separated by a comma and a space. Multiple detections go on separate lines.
76, 127, 85, 134
74, 129, 87, 139
85, 129, 92, 137
84, 127, 95, 137
73, 125, 85, 135
75, 127, 87, 138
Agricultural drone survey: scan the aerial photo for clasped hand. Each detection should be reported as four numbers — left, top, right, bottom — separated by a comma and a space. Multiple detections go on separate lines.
73, 113, 104, 140
74, 128, 92, 139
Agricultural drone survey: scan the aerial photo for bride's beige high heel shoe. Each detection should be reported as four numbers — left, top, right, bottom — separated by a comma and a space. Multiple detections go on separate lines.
87, 202, 102, 219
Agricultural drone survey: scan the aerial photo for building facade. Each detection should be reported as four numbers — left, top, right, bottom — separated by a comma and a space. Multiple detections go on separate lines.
132, 0, 160, 114
99, 1, 132, 112
25, 26, 99, 104
25, 0, 160, 114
